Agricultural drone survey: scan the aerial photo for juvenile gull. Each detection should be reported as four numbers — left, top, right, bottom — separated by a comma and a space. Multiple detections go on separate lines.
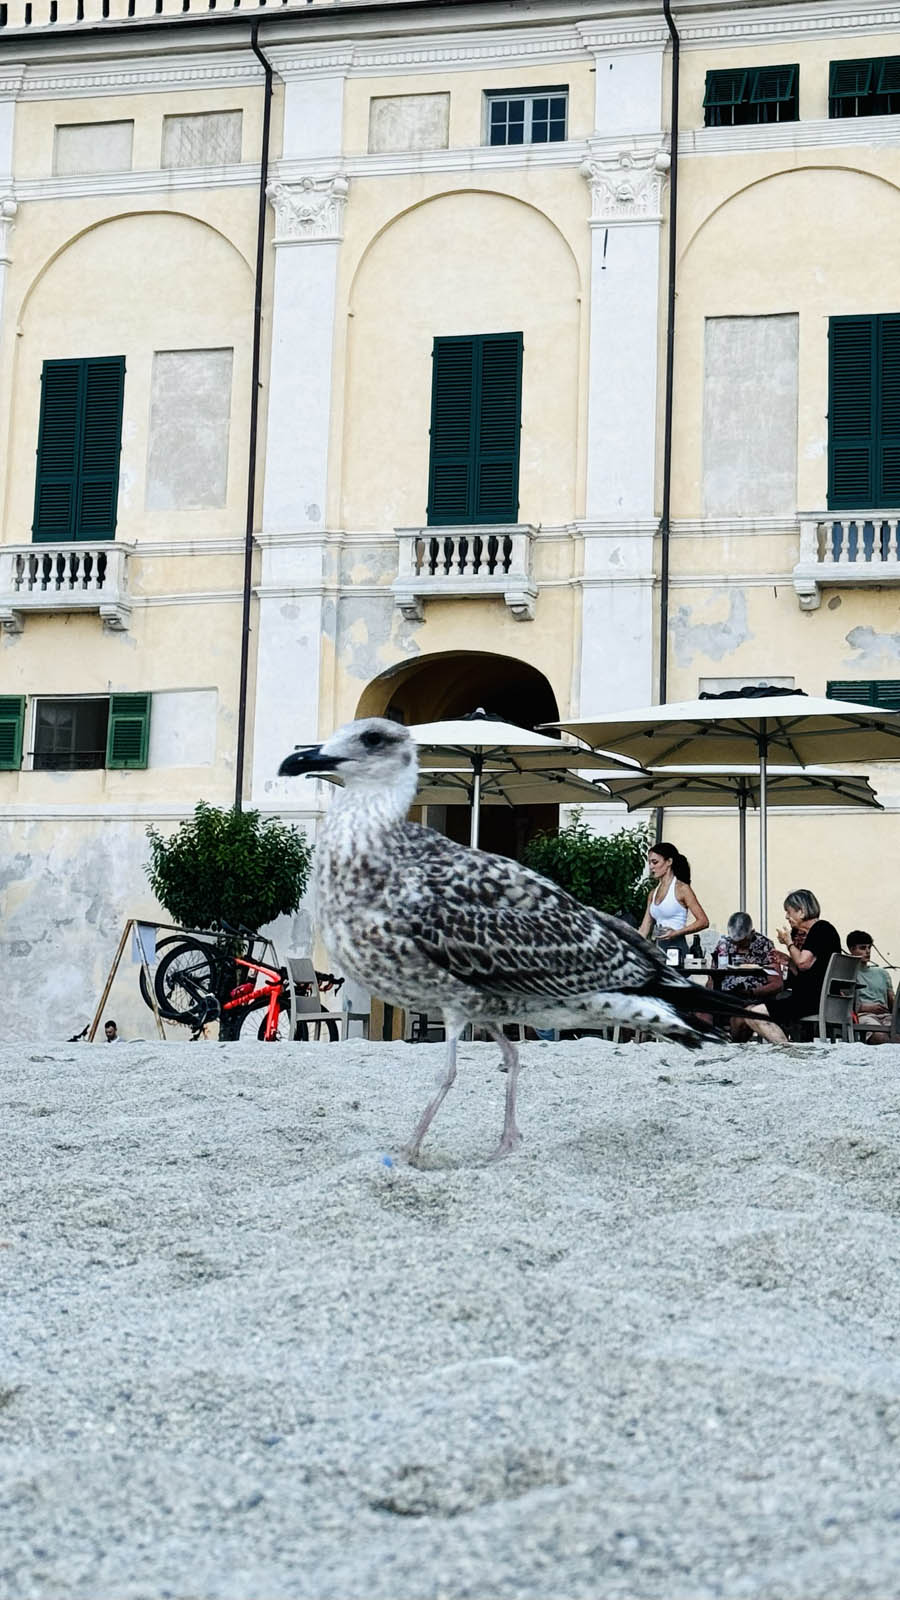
279, 718, 744, 1161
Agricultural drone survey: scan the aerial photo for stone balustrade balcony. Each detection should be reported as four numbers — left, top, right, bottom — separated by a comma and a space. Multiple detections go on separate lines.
0, 542, 132, 633
392, 525, 538, 622
792, 513, 900, 609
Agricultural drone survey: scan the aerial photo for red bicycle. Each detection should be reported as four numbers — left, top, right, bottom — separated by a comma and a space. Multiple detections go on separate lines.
145, 925, 343, 1040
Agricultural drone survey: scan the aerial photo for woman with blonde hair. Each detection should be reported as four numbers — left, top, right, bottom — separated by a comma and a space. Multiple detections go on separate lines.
747, 889, 840, 1044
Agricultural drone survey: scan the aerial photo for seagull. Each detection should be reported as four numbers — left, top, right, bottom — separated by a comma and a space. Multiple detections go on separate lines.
279, 718, 746, 1162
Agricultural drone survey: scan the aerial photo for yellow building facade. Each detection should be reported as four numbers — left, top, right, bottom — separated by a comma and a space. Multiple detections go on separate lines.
2, 0, 900, 1030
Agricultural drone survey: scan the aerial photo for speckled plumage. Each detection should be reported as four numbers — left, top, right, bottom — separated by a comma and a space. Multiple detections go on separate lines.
279, 718, 728, 1159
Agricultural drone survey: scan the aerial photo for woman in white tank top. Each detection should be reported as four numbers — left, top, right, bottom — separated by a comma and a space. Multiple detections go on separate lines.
639, 841, 709, 957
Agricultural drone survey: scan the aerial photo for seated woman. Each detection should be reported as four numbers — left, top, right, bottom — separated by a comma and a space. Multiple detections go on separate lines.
746, 889, 840, 1045
708, 911, 782, 1039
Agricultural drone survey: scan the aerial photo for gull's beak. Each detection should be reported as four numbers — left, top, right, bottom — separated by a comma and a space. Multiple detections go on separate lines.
278, 744, 344, 777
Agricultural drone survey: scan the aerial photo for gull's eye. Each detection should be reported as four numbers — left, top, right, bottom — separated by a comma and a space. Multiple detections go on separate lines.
360, 730, 384, 750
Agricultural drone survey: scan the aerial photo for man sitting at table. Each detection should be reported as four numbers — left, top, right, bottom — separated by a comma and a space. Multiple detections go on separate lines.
846, 930, 895, 1045
708, 911, 782, 1037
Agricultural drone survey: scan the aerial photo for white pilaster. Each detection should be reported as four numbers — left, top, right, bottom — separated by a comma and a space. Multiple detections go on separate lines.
0, 68, 23, 346
252, 161, 348, 803
578, 125, 668, 715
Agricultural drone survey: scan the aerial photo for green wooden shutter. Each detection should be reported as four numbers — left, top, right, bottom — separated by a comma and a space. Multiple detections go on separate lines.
106, 693, 151, 769
827, 679, 900, 709
427, 334, 522, 526
78, 358, 125, 538
704, 68, 748, 110
33, 356, 124, 543
0, 696, 25, 771
878, 316, 900, 502
427, 338, 475, 525
33, 361, 82, 542
829, 59, 874, 113
828, 317, 876, 507
475, 334, 522, 522
750, 64, 798, 112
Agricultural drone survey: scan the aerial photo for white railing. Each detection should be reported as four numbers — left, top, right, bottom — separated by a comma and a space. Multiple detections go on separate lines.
0, 542, 131, 632
392, 525, 537, 622
793, 513, 900, 609
0, 0, 401, 29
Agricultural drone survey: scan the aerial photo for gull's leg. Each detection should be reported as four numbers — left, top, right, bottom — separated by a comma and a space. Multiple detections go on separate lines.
404, 1023, 462, 1163
487, 1027, 523, 1160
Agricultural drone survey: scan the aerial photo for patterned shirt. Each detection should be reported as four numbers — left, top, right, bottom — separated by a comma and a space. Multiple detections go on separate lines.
713, 931, 778, 994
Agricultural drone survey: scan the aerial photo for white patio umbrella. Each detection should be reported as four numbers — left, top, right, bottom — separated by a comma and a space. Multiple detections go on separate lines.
414, 766, 615, 810
600, 765, 881, 913
408, 708, 635, 847
550, 692, 900, 926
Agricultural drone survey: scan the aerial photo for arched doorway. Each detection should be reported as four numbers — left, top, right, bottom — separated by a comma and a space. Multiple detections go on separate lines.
356, 652, 562, 859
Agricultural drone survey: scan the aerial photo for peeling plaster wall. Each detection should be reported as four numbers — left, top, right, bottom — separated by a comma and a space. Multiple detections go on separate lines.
0, 816, 317, 1043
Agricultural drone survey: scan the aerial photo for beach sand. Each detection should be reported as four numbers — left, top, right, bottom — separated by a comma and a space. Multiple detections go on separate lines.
4, 1035, 900, 1599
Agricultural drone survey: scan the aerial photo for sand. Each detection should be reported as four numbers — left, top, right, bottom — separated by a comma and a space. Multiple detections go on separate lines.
4, 1035, 900, 1600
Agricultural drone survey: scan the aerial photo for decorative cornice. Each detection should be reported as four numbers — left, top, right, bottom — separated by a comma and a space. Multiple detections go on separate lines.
6, 52, 262, 103
267, 174, 348, 244
0, 198, 17, 267
12, 162, 257, 204
581, 145, 669, 225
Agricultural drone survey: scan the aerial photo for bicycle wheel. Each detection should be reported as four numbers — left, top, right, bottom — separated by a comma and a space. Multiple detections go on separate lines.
154, 938, 220, 1023
138, 935, 194, 1014
236, 994, 293, 1041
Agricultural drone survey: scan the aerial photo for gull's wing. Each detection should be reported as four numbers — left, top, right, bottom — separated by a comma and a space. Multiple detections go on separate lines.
387, 825, 664, 1002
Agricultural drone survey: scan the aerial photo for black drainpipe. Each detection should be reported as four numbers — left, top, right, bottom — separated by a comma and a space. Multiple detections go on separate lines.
659, 0, 679, 709
234, 20, 273, 812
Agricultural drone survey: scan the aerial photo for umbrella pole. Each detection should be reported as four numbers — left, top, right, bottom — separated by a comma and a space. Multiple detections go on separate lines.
758, 732, 768, 932
738, 786, 747, 912
470, 754, 482, 849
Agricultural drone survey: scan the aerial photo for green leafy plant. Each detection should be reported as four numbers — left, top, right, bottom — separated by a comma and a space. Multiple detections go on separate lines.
522, 814, 652, 923
145, 802, 313, 934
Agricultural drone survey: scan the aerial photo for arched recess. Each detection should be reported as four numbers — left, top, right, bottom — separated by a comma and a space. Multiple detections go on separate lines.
341, 189, 583, 533
356, 650, 562, 857
678, 163, 900, 269
7, 211, 253, 539
672, 165, 900, 514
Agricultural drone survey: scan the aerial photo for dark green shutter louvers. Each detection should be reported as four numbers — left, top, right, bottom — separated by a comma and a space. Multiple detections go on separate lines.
106, 693, 151, 769
0, 696, 25, 771
427, 333, 522, 526
704, 69, 748, 108
829, 315, 900, 508
750, 64, 797, 104
829, 59, 874, 101
828, 680, 900, 711
829, 317, 875, 506
33, 356, 125, 543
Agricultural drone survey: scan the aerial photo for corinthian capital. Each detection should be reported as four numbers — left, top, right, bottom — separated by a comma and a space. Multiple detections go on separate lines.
0, 198, 17, 266
580, 148, 669, 225
266, 175, 349, 245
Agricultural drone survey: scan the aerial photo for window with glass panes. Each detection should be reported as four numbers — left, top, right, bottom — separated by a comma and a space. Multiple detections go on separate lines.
703, 64, 798, 127
486, 89, 567, 146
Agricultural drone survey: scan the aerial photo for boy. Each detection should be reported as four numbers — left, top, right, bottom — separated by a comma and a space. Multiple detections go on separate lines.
847, 931, 895, 1045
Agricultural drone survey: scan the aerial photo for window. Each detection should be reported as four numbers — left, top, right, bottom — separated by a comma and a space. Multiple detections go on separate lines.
828, 680, 900, 711
485, 89, 567, 146
829, 57, 900, 118
828, 315, 900, 508
33, 356, 125, 542
161, 111, 242, 168
30, 693, 150, 772
427, 334, 523, 526
703, 65, 798, 127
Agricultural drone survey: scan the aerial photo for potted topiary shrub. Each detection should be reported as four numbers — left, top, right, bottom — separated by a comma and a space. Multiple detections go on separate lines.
145, 802, 313, 1037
